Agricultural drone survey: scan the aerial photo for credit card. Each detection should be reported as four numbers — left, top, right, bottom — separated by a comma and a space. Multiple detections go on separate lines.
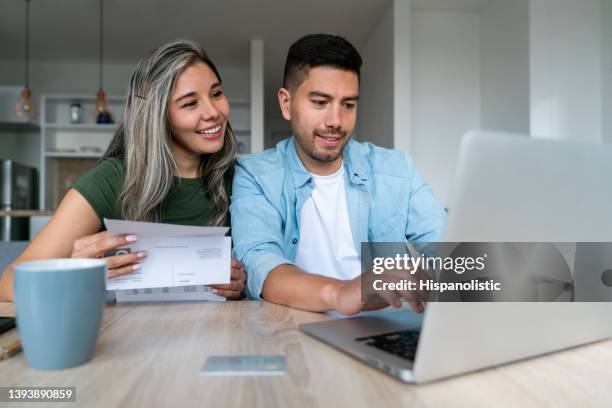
200, 355, 286, 376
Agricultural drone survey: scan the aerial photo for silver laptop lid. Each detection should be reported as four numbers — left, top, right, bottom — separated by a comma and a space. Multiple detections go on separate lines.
411, 131, 612, 382
444, 130, 612, 242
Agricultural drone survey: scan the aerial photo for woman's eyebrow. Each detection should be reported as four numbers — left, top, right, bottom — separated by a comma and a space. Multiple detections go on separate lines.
174, 91, 196, 102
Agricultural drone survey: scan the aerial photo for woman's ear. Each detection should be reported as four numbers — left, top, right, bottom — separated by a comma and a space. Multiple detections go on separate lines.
277, 88, 292, 121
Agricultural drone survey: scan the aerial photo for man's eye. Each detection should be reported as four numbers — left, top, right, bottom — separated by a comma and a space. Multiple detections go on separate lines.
312, 100, 327, 107
212, 90, 224, 99
344, 103, 356, 110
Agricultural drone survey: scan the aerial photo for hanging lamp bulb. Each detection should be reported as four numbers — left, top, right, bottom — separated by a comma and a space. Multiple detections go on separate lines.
15, 0, 36, 120
95, 86, 111, 123
95, 0, 112, 124
15, 86, 34, 119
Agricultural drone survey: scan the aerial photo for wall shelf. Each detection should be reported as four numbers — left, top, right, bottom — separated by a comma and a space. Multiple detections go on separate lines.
45, 123, 118, 131
38, 94, 252, 210
45, 151, 103, 159
39, 94, 124, 209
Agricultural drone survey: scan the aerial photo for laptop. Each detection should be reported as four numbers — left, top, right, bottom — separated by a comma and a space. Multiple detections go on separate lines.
299, 130, 612, 383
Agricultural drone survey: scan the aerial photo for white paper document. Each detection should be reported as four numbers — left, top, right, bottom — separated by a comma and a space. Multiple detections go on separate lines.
104, 219, 231, 291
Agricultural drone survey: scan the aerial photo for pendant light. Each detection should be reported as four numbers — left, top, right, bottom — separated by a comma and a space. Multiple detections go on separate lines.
95, 0, 113, 123
15, 0, 36, 120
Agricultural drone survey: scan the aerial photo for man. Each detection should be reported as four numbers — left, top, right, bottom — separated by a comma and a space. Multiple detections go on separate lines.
231, 34, 446, 314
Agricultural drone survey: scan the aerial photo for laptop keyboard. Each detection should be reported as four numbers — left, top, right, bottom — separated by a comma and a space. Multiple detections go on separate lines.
355, 329, 421, 361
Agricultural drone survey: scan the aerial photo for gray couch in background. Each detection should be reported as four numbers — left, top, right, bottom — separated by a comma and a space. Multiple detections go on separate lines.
0, 242, 29, 275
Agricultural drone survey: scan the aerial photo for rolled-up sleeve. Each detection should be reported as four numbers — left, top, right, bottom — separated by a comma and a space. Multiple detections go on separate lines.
230, 160, 294, 299
404, 154, 447, 243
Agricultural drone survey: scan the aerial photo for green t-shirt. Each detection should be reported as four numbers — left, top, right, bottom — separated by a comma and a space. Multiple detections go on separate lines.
72, 157, 229, 228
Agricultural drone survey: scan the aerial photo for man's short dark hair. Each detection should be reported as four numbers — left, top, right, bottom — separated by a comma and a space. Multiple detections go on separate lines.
282, 33, 363, 92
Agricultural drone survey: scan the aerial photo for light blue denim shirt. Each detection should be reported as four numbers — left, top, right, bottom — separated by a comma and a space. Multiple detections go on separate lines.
231, 137, 447, 299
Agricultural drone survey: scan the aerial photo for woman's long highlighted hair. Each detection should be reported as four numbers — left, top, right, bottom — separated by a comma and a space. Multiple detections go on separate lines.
103, 39, 237, 225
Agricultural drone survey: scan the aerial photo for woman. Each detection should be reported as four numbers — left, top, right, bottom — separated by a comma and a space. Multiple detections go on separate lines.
0, 39, 246, 302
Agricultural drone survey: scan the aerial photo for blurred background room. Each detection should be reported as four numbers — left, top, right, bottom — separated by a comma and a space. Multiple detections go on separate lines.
0, 0, 610, 240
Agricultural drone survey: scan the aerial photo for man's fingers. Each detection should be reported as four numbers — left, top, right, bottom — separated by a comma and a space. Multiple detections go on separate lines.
211, 288, 241, 298
231, 258, 244, 270
108, 263, 141, 279
209, 269, 247, 297
231, 259, 246, 283
386, 290, 404, 308
362, 301, 391, 311
230, 267, 247, 283
230, 266, 241, 279
408, 301, 425, 313
209, 280, 243, 292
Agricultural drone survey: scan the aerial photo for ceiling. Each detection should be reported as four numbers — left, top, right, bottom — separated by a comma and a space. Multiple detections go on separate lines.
1, 0, 494, 118
1, 0, 393, 65
1, 0, 494, 63
0, 0, 392, 107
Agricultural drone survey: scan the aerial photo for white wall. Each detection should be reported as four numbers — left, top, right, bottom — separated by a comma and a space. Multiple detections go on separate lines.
393, 0, 412, 153
411, 11, 481, 206
250, 39, 264, 153
529, 0, 603, 141
604, 0, 612, 144
340, 0, 412, 152
0, 133, 39, 169
356, 3, 394, 148
480, 0, 530, 134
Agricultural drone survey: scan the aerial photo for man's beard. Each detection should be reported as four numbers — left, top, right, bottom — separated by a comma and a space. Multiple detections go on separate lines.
292, 127, 349, 163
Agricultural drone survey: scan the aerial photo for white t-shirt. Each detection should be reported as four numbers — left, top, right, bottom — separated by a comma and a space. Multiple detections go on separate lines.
294, 163, 361, 281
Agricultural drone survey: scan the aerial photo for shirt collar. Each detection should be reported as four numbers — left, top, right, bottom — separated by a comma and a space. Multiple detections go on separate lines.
343, 140, 369, 185
286, 138, 312, 188
286, 137, 369, 188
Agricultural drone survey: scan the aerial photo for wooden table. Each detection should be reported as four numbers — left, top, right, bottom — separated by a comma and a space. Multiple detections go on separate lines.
1, 301, 612, 407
